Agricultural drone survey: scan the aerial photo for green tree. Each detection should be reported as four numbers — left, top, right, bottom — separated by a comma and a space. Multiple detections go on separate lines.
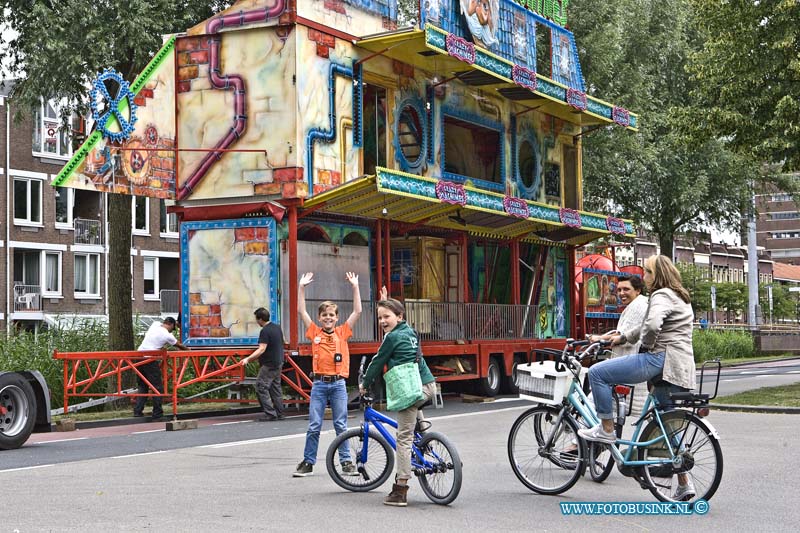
569, 0, 764, 256
677, 263, 711, 314
1, 1, 228, 350
397, 0, 416, 25
715, 282, 747, 323
761, 283, 799, 324
687, 0, 800, 171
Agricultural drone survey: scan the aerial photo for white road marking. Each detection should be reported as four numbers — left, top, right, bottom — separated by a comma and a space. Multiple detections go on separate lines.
201, 433, 306, 449
739, 370, 771, 374
133, 429, 166, 435
0, 464, 54, 474
36, 437, 89, 444
213, 420, 255, 426
110, 450, 169, 459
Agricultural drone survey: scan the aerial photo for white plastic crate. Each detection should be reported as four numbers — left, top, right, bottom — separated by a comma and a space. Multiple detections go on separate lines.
517, 360, 587, 405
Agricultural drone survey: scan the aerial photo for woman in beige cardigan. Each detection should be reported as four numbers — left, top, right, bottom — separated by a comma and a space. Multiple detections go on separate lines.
579, 255, 697, 499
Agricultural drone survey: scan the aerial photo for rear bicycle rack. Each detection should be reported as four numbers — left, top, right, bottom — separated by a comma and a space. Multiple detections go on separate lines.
669, 359, 721, 407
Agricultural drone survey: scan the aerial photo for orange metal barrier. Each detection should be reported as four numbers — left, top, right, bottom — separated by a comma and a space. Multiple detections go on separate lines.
53, 349, 314, 418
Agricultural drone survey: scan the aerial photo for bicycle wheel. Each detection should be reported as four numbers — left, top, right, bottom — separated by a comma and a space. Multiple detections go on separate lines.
508, 406, 586, 494
326, 427, 395, 492
588, 442, 614, 482
415, 431, 462, 505
588, 423, 622, 483
638, 411, 723, 504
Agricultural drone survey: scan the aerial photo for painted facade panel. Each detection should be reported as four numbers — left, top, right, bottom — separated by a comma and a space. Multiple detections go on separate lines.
177, 27, 297, 201
296, 25, 358, 196
422, 0, 584, 91
180, 218, 278, 346
55, 40, 176, 199
295, 0, 398, 37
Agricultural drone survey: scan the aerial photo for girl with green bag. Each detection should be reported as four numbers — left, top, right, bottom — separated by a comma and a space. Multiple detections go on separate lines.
360, 297, 437, 507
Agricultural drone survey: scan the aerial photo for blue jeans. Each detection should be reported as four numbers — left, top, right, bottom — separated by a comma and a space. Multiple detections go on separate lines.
302, 379, 350, 465
588, 351, 665, 420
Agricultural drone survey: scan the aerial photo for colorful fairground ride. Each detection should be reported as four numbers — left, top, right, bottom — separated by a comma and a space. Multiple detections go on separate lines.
54, 0, 637, 407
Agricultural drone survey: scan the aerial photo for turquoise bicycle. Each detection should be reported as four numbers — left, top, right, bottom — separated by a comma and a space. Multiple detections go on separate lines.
508, 338, 723, 504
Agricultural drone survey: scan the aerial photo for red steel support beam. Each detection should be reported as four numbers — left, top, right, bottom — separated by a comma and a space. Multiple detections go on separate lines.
511, 239, 521, 305
568, 246, 578, 339
461, 233, 469, 302
383, 220, 391, 294
288, 202, 299, 347
376, 218, 383, 294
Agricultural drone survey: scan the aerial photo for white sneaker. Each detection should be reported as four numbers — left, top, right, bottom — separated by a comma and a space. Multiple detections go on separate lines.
578, 424, 616, 445
673, 479, 696, 501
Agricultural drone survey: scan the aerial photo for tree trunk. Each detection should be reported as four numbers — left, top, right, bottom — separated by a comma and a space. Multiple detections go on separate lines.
658, 233, 675, 261
108, 193, 135, 351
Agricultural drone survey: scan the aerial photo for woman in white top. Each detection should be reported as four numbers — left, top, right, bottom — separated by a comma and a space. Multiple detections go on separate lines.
591, 275, 649, 416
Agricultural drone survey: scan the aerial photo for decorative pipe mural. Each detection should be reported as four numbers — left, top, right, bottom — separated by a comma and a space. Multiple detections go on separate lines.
178, 0, 287, 200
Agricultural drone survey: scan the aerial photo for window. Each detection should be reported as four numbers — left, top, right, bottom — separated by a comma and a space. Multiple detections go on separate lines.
13, 177, 43, 225
159, 199, 178, 236
363, 84, 387, 177
769, 212, 800, 220
443, 114, 502, 190
535, 23, 552, 78
143, 257, 159, 299
43, 252, 62, 295
770, 194, 792, 202
55, 188, 74, 228
74, 253, 100, 297
14, 251, 62, 296
132, 196, 149, 234
14, 252, 40, 286
32, 99, 81, 158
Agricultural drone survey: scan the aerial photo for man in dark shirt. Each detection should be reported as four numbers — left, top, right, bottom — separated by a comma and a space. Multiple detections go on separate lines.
240, 307, 285, 421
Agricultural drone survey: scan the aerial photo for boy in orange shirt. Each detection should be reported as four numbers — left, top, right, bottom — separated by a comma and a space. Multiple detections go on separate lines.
293, 271, 362, 477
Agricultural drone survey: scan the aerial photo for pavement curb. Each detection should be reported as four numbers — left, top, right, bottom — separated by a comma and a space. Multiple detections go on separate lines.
711, 403, 800, 414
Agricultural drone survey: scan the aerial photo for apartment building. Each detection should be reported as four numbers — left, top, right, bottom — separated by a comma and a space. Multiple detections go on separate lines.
756, 185, 800, 266
1, 81, 180, 332
603, 230, 774, 284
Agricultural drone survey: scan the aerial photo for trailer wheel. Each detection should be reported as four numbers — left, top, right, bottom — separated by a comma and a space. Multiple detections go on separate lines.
0, 373, 37, 450
501, 357, 524, 395
477, 357, 502, 397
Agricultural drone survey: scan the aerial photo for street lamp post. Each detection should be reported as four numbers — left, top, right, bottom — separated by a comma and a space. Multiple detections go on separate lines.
747, 186, 760, 328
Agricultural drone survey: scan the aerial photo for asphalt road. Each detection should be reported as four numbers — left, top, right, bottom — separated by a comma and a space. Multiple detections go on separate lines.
3, 398, 799, 532
714, 358, 800, 397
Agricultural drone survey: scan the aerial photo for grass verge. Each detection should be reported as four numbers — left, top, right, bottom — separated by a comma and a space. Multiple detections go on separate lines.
710, 353, 800, 368
716, 382, 800, 408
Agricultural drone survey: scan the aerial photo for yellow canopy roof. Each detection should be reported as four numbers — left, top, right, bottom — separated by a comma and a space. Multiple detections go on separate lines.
357, 26, 638, 132
303, 169, 634, 246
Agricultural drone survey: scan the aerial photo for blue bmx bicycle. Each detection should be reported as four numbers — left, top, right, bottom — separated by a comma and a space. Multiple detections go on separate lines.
508, 338, 723, 504
325, 357, 463, 505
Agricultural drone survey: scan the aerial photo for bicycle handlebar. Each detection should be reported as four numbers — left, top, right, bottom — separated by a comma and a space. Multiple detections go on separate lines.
358, 355, 368, 388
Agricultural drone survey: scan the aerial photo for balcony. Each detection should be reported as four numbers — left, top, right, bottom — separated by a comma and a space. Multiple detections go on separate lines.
160, 289, 181, 315
75, 218, 102, 245
14, 284, 42, 312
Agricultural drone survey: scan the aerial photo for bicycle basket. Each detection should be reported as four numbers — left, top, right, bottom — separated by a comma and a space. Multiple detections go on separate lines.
517, 361, 586, 405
